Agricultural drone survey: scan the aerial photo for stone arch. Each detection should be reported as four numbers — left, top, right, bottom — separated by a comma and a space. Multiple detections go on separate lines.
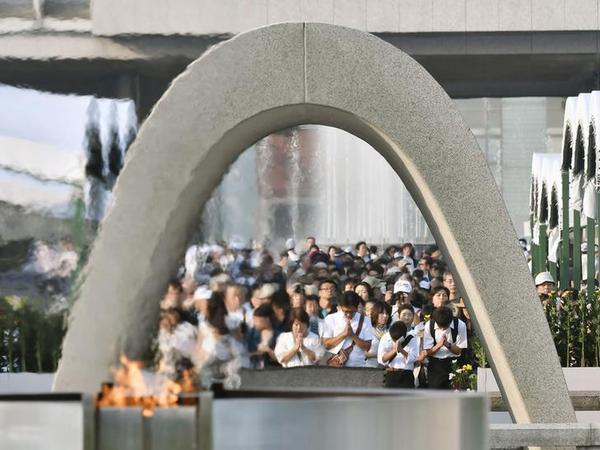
55, 23, 574, 423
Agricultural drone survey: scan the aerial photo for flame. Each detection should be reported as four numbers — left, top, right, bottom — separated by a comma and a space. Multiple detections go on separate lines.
96, 354, 196, 417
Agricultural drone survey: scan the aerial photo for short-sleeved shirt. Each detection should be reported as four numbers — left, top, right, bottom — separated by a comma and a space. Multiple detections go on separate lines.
377, 332, 419, 370
323, 311, 373, 367
422, 318, 468, 359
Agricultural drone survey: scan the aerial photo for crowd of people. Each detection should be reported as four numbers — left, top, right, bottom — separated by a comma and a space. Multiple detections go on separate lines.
157, 237, 474, 390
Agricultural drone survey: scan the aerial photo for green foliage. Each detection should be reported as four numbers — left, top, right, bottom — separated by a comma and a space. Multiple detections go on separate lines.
0, 296, 66, 373
449, 362, 477, 391
544, 289, 600, 367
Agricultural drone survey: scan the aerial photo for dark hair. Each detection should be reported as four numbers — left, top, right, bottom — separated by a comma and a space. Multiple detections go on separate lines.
168, 278, 183, 292
412, 269, 424, 280
306, 236, 316, 242
420, 304, 434, 321
400, 243, 415, 258
432, 306, 453, 328
419, 256, 433, 266
292, 284, 305, 295
430, 286, 450, 301
369, 301, 387, 327
397, 303, 414, 315
305, 294, 319, 303
410, 288, 429, 309
389, 321, 408, 341
207, 292, 229, 335
289, 308, 310, 327
319, 279, 337, 290
339, 291, 361, 309
355, 241, 367, 251
254, 304, 274, 322
354, 281, 373, 298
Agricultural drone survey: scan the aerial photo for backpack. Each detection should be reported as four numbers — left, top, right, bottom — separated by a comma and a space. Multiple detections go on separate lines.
430, 317, 459, 346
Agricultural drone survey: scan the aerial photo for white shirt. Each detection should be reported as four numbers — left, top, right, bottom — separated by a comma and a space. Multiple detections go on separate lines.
377, 332, 419, 370
274, 331, 324, 367
422, 318, 468, 359
364, 335, 381, 368
323, 311, 374, 368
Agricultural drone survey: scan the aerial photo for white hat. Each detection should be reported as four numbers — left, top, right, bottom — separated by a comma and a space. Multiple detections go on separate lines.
419, 280, 431, 290
286, 238, 296, 250
258, 283, 278, 299
193, 286, 212, 300
393, 280, 413, 294
534, 271, 555, 286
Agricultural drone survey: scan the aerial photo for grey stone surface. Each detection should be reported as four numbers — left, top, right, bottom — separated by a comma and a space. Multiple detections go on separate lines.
240, 367, 384, 389
490, 423, 600, 448
55, 22, 575, 425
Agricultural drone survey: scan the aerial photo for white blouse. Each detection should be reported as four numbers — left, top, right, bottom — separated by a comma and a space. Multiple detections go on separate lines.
274, 331, 325, 368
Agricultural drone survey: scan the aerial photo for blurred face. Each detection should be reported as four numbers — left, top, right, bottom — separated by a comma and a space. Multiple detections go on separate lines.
443, 274, 456, 295
399, 309, 414, 327
344, 281, 356, 292
418, 259, 429, 271
253, 315, 270, 331
291, 292, 305, 309
225, 286, 242, 311
161, 292, 180, 309
292, 320, 308, 337
319, 283, 335, 301
194, 298, 209, 317
395, 292, 409, 305
306, 238, 315, 250
251, 289, 263, 309
305, 300, 318, 316
384, 289, 393, 304
432, 290, 449, 308
537, 282, 555, 296
357, 243, 368, 257
328, 247, 337, 259
377, 310, 389, 327
402, 246, 412, 256
364, 302, 374, 318
181, 277, 196, 296
355, 284, 369, 302
341, 305, 357, 320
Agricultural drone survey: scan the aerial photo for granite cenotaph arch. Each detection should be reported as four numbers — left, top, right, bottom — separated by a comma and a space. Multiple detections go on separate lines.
55, 23, 575, 424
